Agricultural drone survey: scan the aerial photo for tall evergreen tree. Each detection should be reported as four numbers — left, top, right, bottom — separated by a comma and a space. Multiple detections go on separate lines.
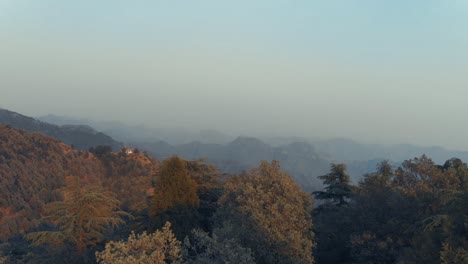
313, 163, 353, 206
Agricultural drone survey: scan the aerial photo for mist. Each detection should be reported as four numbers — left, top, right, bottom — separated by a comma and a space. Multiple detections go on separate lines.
2, 1, 468, 150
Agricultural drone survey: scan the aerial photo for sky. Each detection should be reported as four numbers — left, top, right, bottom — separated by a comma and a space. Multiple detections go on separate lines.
1, 0, 468, 149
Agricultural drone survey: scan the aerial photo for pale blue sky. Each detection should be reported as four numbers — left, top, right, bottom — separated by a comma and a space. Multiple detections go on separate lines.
1, 1, 468, 149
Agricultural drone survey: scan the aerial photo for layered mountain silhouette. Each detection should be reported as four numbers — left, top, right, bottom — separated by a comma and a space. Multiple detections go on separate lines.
135, 137, 330, 192
0, 109, 122, 150
33, 110, 468, 190
38, 114, 234, 144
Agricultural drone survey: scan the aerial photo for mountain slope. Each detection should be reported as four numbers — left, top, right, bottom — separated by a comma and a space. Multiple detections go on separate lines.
0, 125, 159, 240
0, 109, 122, 150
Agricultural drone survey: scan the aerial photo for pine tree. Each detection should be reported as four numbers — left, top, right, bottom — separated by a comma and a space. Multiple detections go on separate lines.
314, 164, 352, 206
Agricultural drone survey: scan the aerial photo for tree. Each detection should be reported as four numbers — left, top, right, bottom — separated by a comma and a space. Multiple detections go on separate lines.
96, 222, 182, 264
218, 160, 314, 264
349, 157, 468, 264
150, 157, 199, 216
183, 229, 255, 264
26, 176, 130, 256
347, 161, 410, 264
313, 163, 353, 206
150, 157, 200, 239
89, 145, 112, 157
185, 159, 223, 232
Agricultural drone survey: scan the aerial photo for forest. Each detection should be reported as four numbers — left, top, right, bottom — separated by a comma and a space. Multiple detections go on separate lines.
0, 125, 466, 263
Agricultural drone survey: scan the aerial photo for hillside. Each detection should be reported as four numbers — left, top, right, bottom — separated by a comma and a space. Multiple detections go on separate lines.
0, 125, 159, 241
0, 109, 122, 150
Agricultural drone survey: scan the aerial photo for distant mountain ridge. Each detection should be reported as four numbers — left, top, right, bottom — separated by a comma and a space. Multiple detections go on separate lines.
36, 112, 468, 188
312, 137, 468, 164
38, 114, 234, 144
135, 136, 331, 192
0, 109, 123, 150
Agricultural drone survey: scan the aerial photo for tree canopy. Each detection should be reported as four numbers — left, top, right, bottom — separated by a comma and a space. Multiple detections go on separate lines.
218, 160, 315, 264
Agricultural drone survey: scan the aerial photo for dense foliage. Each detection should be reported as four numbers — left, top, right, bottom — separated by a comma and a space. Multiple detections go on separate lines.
0, 125, 467, 263
96, 222, 182, 264
313, 157, 468, 264
217, 160, 315, 264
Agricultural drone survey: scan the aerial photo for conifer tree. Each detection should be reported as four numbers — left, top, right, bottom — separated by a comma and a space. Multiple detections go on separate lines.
314, 163, 353, 206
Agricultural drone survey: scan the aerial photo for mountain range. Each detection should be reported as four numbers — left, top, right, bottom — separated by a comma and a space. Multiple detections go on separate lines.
4, 108, 468, 191
0, 109, 122, 150
38, 114, 234, 145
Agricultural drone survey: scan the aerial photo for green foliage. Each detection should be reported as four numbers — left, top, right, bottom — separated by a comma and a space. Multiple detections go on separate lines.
314, 157, 468, 264
96, 222, 182, 264
313, 163, 353, 206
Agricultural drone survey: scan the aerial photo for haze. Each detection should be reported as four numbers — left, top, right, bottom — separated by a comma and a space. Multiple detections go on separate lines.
1, 1, 468, 150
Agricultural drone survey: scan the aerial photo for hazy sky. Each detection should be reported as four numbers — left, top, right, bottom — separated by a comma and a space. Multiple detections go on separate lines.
1, 1, 468, 149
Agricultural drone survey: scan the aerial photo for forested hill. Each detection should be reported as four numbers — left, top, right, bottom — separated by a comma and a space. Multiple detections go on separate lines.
0, 109, 122, 150
0, 125, 159, 241
0, 125, 467, 263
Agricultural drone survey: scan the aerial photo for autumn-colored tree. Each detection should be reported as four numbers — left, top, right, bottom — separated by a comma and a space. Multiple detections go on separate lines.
314, 163, 353, 206
96, 222, 182, 264
394, 155, 461, 200
26, 176, 130, 256
218, 160, 314, 264
149, 157, 200, 239
150, 157, 199, 216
